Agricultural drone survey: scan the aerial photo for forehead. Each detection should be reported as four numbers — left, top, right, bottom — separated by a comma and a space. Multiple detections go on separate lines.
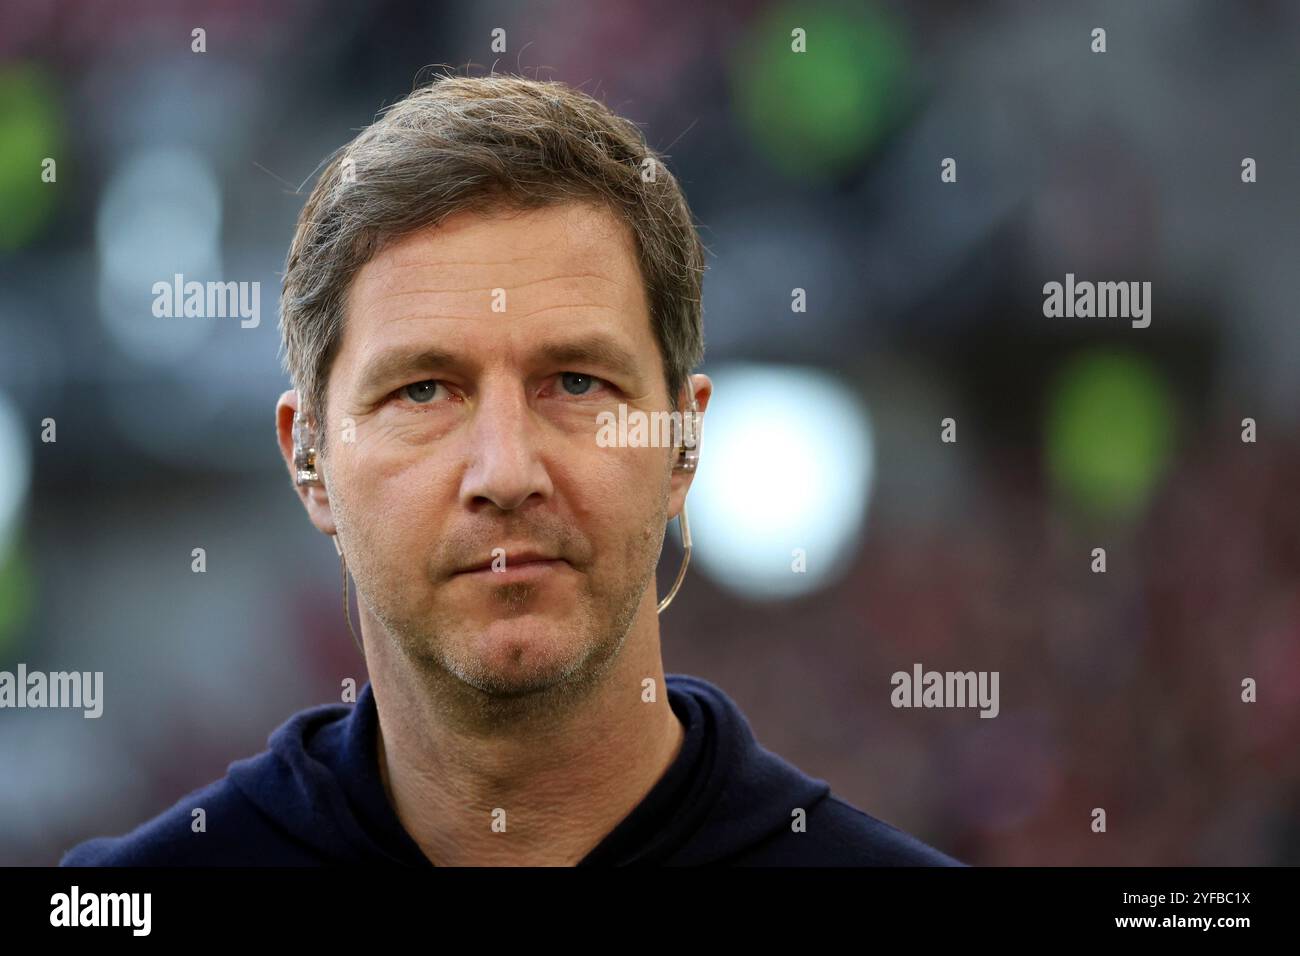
339, 201, 655, 370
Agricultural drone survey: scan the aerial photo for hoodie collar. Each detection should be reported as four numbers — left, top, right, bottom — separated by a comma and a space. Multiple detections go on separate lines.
232, 674, 829, 866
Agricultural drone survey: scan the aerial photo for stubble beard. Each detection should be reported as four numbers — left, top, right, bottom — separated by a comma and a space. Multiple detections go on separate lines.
340, 491, 670, 731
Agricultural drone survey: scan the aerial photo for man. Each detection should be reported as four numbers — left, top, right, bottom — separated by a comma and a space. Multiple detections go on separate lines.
62, 74, 962, 866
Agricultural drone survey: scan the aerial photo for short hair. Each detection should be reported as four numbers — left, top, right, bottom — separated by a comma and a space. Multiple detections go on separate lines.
279, 72, 707, 451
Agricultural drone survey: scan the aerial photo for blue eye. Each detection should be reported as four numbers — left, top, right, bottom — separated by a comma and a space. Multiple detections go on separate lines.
403, 381, 442, 403
560, 372, 599, 396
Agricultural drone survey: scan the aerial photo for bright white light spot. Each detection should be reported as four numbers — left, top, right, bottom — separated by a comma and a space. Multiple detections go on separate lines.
685, 364, 874, 601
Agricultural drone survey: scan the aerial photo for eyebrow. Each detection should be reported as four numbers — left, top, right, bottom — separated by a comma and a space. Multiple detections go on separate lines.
354, 334, 645, 396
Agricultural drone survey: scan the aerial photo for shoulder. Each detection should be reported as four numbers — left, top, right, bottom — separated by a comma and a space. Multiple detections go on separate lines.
58, 772, 306, 867
735, 793, 967, 867
813, 794, 967, 865
59, 695, 359, 867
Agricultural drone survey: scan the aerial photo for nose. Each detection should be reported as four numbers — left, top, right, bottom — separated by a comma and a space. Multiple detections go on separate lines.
458, 381, 554, 512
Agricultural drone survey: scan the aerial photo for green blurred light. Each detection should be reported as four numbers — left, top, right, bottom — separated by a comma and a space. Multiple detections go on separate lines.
0, 537, 34, 656
731, 2, 909, 181
1045, 351, 1177, 518
0, 64, 63, 251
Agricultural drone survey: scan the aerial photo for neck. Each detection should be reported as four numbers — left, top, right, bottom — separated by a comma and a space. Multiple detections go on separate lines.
363, 595, 684, 866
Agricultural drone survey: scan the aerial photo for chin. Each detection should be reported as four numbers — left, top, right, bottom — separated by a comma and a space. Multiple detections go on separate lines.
452, 613, 589, 695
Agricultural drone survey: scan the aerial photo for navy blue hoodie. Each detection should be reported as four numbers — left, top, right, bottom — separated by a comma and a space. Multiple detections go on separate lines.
60, 673, 964, 866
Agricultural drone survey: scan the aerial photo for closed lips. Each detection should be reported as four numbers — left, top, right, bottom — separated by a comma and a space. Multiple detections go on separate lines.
457, 552, 564, 573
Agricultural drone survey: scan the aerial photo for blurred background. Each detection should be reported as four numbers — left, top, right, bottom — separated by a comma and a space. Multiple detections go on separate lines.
1, 0, 1297, 866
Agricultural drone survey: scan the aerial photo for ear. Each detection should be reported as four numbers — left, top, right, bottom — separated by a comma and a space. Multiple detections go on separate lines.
667, 373, 712, 520
275, 389, 338, 536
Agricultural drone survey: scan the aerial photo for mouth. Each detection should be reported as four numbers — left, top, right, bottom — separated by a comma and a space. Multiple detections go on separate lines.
452, 550, 573, 580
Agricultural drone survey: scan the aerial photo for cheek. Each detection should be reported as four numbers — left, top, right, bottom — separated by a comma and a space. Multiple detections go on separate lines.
579, 447, 670, 550
334, 455, 450, 564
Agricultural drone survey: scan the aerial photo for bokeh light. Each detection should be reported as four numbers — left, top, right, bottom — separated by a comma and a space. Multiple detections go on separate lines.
0, 64, 62, 251
731, 2, 909, 181
687, 364, 874, 600
96, 146, 223, 364
1045, 350, 1177, 518
0, 391, 33, 652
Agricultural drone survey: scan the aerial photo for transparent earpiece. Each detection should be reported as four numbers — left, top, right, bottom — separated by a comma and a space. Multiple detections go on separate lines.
676, 396, 701, 472
293, 411, 321, 486
659, 394, 701, 613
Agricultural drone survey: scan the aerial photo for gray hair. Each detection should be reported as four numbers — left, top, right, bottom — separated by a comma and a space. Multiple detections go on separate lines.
279, 72, 707, 451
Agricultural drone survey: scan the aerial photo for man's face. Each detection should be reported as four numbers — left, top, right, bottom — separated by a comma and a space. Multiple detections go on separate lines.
288, 201, 703, 697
